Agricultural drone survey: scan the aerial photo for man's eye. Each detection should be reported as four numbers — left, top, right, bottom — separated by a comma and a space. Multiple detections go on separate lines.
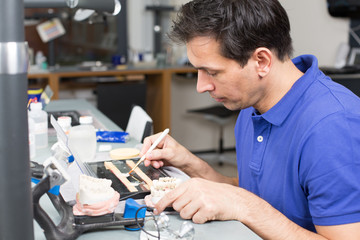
206, 71, 217, 77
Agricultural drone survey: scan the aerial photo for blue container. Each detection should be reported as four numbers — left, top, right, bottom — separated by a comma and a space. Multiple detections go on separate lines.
111, 54, 126, 66
28, 88, 43, 104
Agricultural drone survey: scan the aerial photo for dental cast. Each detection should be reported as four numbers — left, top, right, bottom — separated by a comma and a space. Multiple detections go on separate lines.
78, 174, 115, 205
73, 174, 120, 216
150, 177, 182, 204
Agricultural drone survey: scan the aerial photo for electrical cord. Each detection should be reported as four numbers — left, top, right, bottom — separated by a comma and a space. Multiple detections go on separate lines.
135, 206, 160, 240
119, 192, 144, 201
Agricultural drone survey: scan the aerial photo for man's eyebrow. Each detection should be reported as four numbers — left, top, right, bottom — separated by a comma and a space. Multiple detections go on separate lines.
193, 65, 218, 72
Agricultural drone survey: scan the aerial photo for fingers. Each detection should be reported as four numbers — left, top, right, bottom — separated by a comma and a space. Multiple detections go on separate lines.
144, 159, 164, 168
147, 148, 175, 161
172, 193, 192, 214
177, 200, 201, 221
140, 132, 166, 156
155, 182, 210, 224
155, 181, 189, 213
178, 201, 210, 224
141, 142, 175, 168
140, 133, 191, 171
154, 179, 236, 224
192, 209, 212, 224
140, 132, 169, 168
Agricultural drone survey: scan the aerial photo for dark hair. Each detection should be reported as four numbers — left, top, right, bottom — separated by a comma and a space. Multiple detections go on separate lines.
169, 0, 293, 66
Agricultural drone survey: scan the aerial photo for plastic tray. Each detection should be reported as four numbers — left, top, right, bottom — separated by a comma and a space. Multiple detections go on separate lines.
87, 160, 168, 200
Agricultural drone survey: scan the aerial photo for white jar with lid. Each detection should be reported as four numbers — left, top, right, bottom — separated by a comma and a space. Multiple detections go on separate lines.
28, 102, 48, 149
68, 124, 97, 162
79, 115, 93, 125
68, 115, 97, 162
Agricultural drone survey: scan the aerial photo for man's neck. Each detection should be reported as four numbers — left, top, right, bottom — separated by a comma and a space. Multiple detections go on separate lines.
256, 58, 304, 114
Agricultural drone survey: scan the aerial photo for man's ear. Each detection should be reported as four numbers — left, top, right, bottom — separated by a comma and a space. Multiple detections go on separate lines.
253, 48, 272, 78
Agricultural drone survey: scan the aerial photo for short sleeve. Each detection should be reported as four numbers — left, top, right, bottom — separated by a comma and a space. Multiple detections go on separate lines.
300, 112, 360, 226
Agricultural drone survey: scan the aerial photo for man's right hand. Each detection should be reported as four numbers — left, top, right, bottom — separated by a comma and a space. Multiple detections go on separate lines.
140, 132, 193, 171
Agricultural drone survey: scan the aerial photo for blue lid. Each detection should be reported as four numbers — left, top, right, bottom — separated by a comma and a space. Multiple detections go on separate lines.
68, 155, 74, 163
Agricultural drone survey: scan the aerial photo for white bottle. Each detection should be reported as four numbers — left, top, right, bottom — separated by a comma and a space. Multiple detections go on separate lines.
57, 116, 72, 135
28, 116, 36, 159
29, 102, 48, 149
35, 51, 44, 69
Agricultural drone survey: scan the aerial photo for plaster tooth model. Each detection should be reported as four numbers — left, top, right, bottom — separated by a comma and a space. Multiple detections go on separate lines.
78, 174, 115, 205
73, 174, 120, 216
150, 177, 182, 204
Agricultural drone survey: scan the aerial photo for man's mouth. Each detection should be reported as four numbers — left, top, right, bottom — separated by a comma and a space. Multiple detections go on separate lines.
211, 94, 225, 102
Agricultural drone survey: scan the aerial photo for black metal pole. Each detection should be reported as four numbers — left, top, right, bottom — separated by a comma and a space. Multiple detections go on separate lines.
154, 9, 162, 55
145, 5, 174, 56
24, 0, 67, 8
48, 39, 56, 67
116, 0, 128, 60
0, 0, 34, 239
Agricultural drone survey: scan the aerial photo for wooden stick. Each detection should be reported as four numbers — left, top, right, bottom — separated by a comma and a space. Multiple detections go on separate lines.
104, 161, 138, 192
126, 160, 153, 189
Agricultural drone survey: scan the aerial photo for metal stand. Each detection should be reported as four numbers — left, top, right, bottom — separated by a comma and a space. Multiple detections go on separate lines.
0, 0, 34, 239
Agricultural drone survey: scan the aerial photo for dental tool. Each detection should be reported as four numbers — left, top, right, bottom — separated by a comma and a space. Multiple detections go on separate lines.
127, 128, 169, 175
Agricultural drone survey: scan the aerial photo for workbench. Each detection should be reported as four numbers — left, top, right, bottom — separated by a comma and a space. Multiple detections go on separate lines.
33, 99, 261, 240
28, 65, 197, 133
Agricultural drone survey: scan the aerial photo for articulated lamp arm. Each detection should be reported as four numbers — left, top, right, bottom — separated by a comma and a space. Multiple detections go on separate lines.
24, 0, 121, 16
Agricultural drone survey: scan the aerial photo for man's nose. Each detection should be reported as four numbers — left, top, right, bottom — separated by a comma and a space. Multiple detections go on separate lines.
196, 71, 215, 93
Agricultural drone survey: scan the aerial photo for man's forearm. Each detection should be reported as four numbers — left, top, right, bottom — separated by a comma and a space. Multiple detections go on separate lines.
181, 154, 238, 186
237, 188, 327, 240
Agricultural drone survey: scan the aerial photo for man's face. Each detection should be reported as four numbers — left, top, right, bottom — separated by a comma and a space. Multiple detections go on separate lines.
186, 37, 264, 111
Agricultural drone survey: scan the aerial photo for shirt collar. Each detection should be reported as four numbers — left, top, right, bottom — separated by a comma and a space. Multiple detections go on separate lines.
258, 54, 320, 126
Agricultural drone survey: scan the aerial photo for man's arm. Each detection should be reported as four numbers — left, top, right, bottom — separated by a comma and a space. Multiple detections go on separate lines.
155, 178, 360, 240
315, 223, 360, 240
241, 189, 360, 240
180, 154, 238, 185
141, 132, 238, 186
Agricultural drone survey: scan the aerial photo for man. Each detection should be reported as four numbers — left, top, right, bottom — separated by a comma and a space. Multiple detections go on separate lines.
140, 0, 360, 238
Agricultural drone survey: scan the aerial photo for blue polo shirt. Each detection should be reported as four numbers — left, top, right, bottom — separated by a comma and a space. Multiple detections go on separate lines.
235, 55, 360, 232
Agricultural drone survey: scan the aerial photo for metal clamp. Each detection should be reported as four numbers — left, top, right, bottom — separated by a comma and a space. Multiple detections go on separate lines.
65, 0, 79, 8
0, 42, 28, 75
43, 156, 70, 188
